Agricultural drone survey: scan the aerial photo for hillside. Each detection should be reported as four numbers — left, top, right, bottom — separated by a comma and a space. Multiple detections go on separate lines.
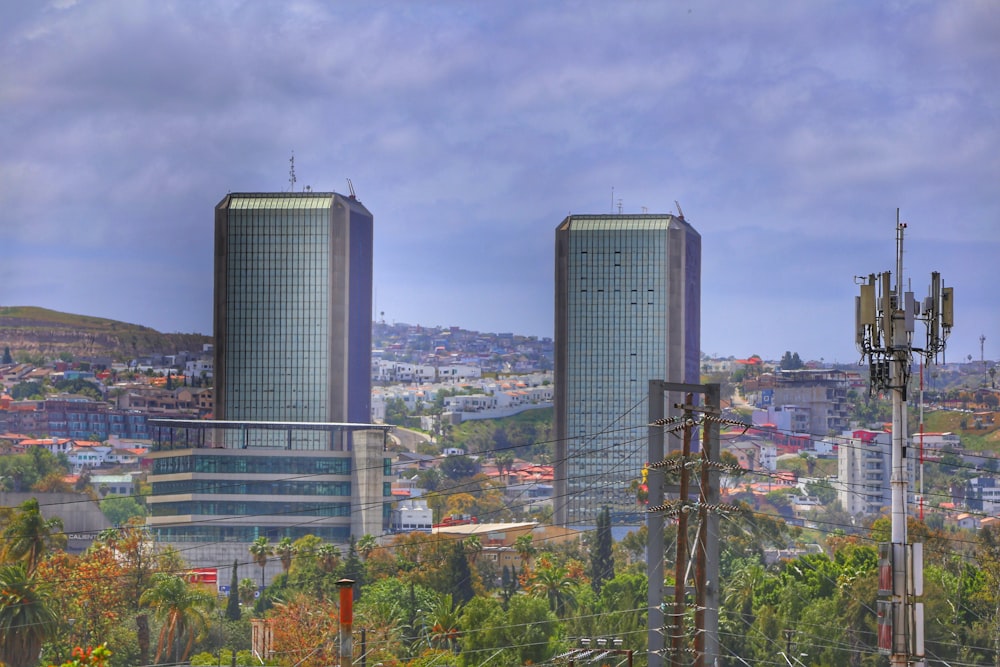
0, 306, 211, 362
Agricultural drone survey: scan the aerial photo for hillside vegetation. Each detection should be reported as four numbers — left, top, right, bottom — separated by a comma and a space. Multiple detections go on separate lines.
0, 306, 210, 362
924, 408, 1000, 453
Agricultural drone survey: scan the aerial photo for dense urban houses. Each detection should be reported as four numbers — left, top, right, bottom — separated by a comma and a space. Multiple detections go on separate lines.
749, 368, 860, 436
553, 213, 700, 528
144, 191, 390, 584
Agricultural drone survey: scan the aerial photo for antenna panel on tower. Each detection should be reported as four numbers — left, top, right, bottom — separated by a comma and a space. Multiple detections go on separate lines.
941, 286, 954, 329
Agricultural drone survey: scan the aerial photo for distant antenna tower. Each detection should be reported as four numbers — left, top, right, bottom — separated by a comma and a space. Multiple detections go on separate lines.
346, 178, 357, 199
616, 198, 623, 214
288, 152, 297, 192
611, 186, 615, 213
855, 211, 952, 667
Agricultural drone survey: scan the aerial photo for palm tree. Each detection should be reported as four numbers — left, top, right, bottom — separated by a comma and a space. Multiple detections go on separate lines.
249, 536, 272, 591
426, 593, 461, 652
463, 535, 483, 564
0, 562, 60, 667
275, 536, 296, 573
1, 497, 66, 573
357, 533, 378, 560
528, 559, 578, 615
238, 578, 258, 607
140, 572, 215, 663
317, 543, 341, 574
514, 533, 536, 573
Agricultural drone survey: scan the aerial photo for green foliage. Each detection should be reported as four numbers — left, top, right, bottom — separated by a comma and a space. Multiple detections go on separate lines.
439, 454, 478, 480
457, 595, 557, 666
446, 408, 553, 460
384, 397, 411, 426
589, 506, 614, 594
2, 346, 12, 364
0, 562, 60, 667
100, 495, 146, 525
53, 377, 102, 400
10, 380, 47, 400
779, 350, 804, 370
447, 540, 476, 606
1, 498, 66, 572
226, 560, 241, 621
0, 448, 70, 493
805, 478, 837, 505
189, 649, 255, 666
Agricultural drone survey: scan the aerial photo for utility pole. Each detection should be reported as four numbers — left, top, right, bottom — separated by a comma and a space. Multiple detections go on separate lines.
647, 381, 741, 667
856, 213, 952, 667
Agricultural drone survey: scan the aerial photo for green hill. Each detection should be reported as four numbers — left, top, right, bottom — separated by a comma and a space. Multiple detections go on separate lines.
0, 306, 211, 363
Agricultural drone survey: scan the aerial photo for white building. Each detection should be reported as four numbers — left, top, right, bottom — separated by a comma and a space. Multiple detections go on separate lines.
391, 498, 433, 533
837, 429, 916, 516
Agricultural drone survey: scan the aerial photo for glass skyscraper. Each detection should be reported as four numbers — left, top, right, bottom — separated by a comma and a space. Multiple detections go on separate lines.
553, 214, 700, 527
214, 192, 373, 448
145, 192, 386, 549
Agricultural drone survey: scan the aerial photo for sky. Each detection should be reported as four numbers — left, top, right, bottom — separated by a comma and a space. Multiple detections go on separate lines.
1, 0, 998, 365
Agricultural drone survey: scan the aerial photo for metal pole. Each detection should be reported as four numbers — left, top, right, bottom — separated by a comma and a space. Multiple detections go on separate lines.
648, 381, 667, 667
890, 221, 909, 667
337, 578, 355, 667
672, 394, 694, 667
695, 384, 721, 667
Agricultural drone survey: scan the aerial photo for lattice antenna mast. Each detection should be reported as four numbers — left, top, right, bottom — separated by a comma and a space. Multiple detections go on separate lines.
855, 210, 952, 667
288, 152, 297, 192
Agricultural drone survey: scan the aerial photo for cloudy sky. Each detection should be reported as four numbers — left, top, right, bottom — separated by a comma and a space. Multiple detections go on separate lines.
2, 1, 997, 364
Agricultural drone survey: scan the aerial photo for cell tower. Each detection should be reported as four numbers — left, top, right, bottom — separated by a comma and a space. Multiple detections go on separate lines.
855, 212, 952, 667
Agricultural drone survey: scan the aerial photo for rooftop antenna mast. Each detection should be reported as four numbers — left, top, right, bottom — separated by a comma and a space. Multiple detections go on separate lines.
675, 201, 685, 220
288, 152, 297, 192
346, 178, 357, 200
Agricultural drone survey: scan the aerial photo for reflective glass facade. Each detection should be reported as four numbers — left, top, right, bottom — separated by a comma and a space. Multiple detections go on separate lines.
214, 192, 373, 449
145, 192, 381, 547
554, 215, 700, 527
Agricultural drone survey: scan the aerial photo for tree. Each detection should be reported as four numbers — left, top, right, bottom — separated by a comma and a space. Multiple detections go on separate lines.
439, 455, 478, 480
267, 593, 337, 667
140, 573, 215, 664
317, 543, 340, 575
528, 557, 579, 616
226, 559, 241, 621
36, 547, 129, 659
341, 537, 365, 597
94, 518, 160, 612
275, 537, 296, 573
238, 578, 257, 607
249, 536, 272, 591
425, 594, 461, 652
463, 535, 483, 565
357, 533, 378, 560
0, 563, 60, 667
780, 351, 804, 370
384, 398, 410, 426
589, 506, 614, 594
1, 497, 66, 573
446, 541, 476, 606
100, 495, 145, 526
2, 346, 12, 364
514, 533, 536, 573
